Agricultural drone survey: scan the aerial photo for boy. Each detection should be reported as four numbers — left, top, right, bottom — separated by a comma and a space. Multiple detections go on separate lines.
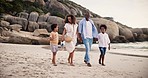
97, 24, 110, 66
50, 24, 59, 66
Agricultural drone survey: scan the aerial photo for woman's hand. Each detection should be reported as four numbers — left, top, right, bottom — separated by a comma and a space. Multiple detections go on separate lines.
61, 35, 65, 42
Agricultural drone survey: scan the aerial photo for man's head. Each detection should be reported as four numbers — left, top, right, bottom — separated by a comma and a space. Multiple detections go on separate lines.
84, 11, 90, 21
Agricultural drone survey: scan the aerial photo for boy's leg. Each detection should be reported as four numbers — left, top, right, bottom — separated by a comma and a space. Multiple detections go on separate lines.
102, 47, 106, 66
99, 54, 102, 64
52, 52, 57, 65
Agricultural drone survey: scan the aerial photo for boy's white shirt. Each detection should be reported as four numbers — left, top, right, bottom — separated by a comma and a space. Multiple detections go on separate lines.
97, 33, 110, 47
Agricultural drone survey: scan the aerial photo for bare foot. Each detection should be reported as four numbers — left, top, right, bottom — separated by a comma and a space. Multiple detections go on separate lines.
53, 64, 57, 66
70, 63, 75, 66
68, 58, 70, 63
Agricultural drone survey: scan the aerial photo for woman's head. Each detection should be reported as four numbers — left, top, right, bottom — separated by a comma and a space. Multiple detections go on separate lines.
65, 14, 76, 24
100, 24, 107, 33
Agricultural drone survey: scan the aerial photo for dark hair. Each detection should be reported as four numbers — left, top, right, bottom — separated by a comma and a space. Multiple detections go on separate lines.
100, 24, 107, 30
51, 24, 57, 31
65, 14, 76, 24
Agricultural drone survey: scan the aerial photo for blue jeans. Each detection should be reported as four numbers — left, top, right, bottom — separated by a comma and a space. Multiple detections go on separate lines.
83, 38, 93, 63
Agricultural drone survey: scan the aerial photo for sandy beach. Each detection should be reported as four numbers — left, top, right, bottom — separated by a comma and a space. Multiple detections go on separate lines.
0, 42, 148, 78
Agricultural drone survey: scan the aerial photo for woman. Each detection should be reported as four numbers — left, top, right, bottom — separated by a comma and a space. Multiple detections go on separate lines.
62, 14, 78, 66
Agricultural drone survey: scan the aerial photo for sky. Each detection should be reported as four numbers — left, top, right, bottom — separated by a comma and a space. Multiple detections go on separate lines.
72, 0, 148, 28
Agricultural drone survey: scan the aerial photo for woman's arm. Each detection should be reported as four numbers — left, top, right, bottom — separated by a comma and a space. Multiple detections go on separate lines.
62, 28, 66, 41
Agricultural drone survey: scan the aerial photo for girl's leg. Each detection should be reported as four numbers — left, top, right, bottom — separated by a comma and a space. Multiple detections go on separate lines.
70, 52, 74, 66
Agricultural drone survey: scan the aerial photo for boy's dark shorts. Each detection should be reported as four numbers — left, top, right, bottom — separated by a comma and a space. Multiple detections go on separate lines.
99, 47, 106, 55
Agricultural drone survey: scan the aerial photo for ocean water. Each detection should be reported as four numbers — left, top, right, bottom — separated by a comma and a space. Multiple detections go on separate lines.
111, 41, 148, 49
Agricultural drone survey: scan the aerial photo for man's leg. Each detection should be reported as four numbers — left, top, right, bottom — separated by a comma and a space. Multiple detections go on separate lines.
83, 38, 90, 63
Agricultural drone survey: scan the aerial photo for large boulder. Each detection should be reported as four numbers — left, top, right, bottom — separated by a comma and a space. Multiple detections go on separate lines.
37, 14, 48, 22
28, 12, 39, 22
33, 29, 49, 37
27, 21, 39, 32
119, 26, 134, 41
47, 16, 64, 34
92, 18, 119, 41
4, 15, 28, 30
9, 24, 22, 32
36, 0, 45, 6
137, 34, 148, 41
46, 0, 70, 16
142, 28, 148, 35
112, 35, 129, 43
8, 36, 32, 44
0, 20, 10, 27
38, 22, 51, 32
131, 28, 143, 35
18, 12, 29, 19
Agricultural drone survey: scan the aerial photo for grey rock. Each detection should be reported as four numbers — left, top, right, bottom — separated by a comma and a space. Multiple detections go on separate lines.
28, 12, 39, 22
0, 20, 10, 27
18, 12, 29, 19
119, 26, 134, 41
27, 21, 39, 32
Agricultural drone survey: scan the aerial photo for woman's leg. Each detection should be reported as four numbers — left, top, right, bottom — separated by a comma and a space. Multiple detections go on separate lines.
68, 54, 71, 63
70, 52, 74, 66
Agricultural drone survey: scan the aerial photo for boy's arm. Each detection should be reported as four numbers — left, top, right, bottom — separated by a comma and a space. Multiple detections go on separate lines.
50, 33, 54, 40
108, 43, 110, 50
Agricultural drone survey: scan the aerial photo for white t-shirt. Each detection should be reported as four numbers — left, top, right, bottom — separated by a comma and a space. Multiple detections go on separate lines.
85, 21, 92, 38
97, 33, 110, 47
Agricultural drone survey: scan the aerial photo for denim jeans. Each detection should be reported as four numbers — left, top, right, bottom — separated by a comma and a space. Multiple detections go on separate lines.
83, 38, 93, 63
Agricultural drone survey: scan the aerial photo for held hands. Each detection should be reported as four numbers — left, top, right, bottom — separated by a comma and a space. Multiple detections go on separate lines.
78, 37, 82, 43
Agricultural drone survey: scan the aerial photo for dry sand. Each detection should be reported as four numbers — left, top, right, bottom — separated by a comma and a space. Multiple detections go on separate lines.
0, 43, 148, 78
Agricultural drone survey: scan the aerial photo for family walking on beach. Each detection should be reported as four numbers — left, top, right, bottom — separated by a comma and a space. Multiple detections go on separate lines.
49, 11, 110, 67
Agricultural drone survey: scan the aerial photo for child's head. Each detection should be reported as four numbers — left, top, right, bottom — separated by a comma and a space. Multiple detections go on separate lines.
100, 24, 107, 33
51, 24, 58, 32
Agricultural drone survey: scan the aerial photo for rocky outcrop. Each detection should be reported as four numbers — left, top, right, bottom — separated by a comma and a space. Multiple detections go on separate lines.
1, 0, 148, 44
4, 15, 28, 30
112, 36, 129, 43
119, 26, 134, 42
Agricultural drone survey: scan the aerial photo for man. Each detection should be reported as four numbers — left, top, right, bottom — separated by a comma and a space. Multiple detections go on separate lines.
78, 11, 98, 67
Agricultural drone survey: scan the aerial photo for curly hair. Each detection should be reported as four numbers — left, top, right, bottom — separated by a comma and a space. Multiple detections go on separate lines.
51, 24, 58, 31
100, 24, 107, 30
65, 14, 76, 24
